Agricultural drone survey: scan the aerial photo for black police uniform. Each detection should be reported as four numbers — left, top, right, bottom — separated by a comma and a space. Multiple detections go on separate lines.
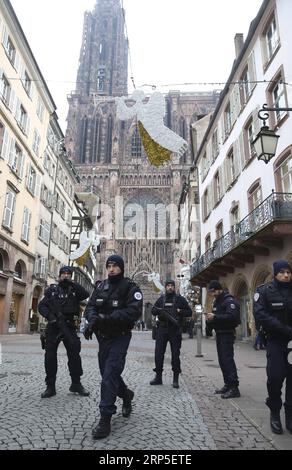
253, 279, 292, 421
151, 293, 192, 382
84, 276, 142, 419
38, 280, 89, 389
207, 291, 240, 396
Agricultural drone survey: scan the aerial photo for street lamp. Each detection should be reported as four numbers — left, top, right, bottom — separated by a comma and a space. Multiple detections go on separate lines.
252, 104, 292, 164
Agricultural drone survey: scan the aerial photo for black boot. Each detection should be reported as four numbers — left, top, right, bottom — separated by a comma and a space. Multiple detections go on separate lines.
221, 387, 240, 399
285, 415, 292, 434
150, 373, 162, 385
214, 384, 229, 394
41, 385, 56, 398
69, 382, 90, 396
92, 415, 111, 439
122, 389, 134, 417
270, 411, 283, 434
173, 373, 179, 389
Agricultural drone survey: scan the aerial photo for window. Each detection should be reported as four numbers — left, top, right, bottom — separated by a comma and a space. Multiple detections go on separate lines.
16, 103, 29, 135
14, 261, 22, 279
21, 208, 31, 243
32, 130, 41, 155
240, 67, 251, 105
203, 189, 209, 219
38, 219, 50, 245
271, 76, 287, 123
27, 165, 37, 194
224, 102, 232, 137
2, 187, 16, 230
226, 149, 235, 187
131, 127, 142, 157
97, 68, 105, 92
214, 171, 221, 204
8, 141, 25, 178
0, 73, 11, 107
264, 16, 279, 63
34, 256, 47, 278
248, 180, 262, 212
4, 36, 16, 65
21, 70, 32, 98
275, 152, 292, 193
211, 129, 219, 160
230, 204, 240, 232
205, 234, 211, 251
36, 97, 45, 122
216, 221, 223, 239
0, 252, 3, 271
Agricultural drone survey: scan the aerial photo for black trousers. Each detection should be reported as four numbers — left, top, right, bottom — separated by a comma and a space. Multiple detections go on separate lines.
266, 337, 292, 412
44, 324, 83, 386
154, 326, 182, 374
97, 333, 131, 416
216, 331, 239, 388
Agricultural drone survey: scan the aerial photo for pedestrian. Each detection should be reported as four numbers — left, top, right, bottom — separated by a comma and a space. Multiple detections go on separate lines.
253, 326, 266, 351
253, 259, 292, 435
83, 254, 143, 439
141, 320, 145, 331
38, 266, 90, 398
204, 280, 241, 399
150, 279, 192, 389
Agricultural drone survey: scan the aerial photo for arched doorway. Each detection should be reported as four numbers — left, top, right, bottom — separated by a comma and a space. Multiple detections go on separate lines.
233, 277, 251, 340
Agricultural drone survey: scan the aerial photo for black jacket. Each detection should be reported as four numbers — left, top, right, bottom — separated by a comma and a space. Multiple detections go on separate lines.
208, 291, 240, 332
84, 277, 143, 335
253, 280, 292, 340
38, 280, 89, 320
151, 293, 192, 328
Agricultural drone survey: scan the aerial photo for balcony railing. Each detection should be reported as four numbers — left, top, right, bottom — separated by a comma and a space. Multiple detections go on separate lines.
191, 191, 292, 278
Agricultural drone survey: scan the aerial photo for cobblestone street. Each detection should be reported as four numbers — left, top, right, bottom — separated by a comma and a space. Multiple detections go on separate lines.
0, 331, 288, 451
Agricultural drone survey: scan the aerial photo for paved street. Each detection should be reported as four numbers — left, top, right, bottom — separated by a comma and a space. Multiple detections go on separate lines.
0, 331, 291, 451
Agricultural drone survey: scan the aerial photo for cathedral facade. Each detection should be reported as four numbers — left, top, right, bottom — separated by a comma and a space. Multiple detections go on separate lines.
65, 0, 219, 311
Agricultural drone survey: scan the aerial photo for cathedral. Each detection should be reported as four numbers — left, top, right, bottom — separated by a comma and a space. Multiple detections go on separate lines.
65, 0, 219, 311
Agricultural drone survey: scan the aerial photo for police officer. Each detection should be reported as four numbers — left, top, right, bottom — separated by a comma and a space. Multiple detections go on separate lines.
150, 279, 192, 389
83, 254, 143, 439
204, 280, 241, 399
253, 260, 292, 435
38, 266, 90, 398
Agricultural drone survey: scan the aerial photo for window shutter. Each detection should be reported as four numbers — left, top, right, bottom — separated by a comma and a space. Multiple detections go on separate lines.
233, 139, 241, 178
1, 25, 8, 48
9, 89, 17, 115
34, 174, 42, 197
219, 164, 226, 195
253, 106, 261, 135
239, 132, 246, 169
14, 96, 21, 121
25, 116, 30, 136
1, 128, 10, 161
19, 152, 25, 179
8, 138, 15, 168
224, 158, 231, 189
248, 51, 256, 92
14, 51, 21, 74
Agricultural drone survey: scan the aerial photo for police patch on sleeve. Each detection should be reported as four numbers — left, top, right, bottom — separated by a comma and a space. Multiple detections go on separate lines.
230, 304, 236, 309
134, 292, 143, 301
254, 293, 260, 302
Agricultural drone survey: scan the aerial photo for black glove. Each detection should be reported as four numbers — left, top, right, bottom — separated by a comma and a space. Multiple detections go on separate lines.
47, 313, 57, 325
158, 312, 167, 321
83, 317, 98, 340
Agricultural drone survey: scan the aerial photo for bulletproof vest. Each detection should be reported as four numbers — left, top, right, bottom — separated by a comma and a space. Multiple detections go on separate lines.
263, 282, 292, 327
50, 283, 79, 316
212, 292, 240, 330
94, 278, 133, 315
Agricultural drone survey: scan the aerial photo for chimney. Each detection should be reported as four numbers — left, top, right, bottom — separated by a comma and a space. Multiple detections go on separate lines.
234, 33, 244, 58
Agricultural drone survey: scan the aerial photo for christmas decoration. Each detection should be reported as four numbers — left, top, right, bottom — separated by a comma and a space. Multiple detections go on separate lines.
116, 90, 188, 166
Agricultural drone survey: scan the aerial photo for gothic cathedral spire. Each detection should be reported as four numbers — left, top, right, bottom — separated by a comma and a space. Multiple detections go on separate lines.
76, 0, 128, 97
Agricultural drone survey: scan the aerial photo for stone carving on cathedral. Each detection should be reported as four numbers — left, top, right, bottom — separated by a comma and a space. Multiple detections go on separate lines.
116, 90, 188, 167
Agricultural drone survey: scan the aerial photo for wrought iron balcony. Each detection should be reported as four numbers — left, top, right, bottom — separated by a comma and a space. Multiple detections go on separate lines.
190, 191, 292, 280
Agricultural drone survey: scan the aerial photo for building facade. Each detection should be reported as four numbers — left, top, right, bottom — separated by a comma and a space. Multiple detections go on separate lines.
65, 0, 219, 314
188, 0, 292, 339
0, 1, 79, 333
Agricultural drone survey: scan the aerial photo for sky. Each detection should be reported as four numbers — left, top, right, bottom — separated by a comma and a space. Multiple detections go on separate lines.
10, 0, 263, 133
